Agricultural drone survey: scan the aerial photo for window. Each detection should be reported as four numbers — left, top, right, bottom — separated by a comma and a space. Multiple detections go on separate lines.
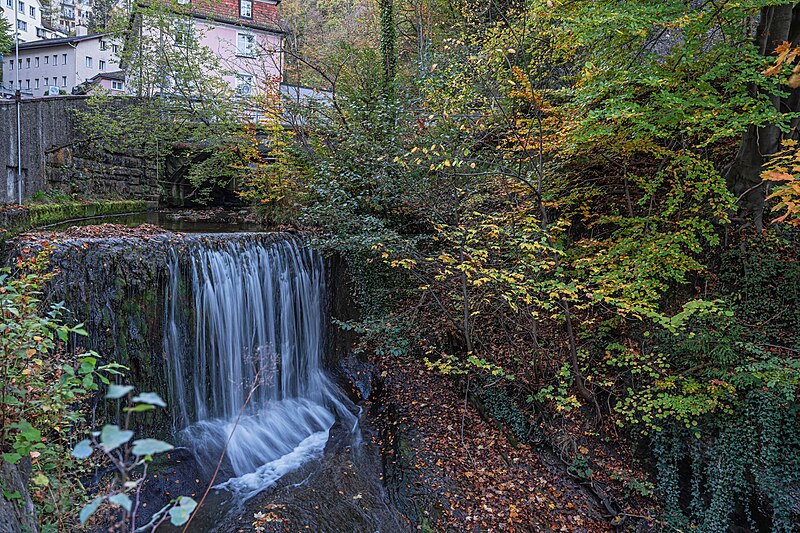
98, 60, 105, 70
34, 78, 39, 89
25, 79, 30, 89
62, 53, 67, 64
112, 80, 123, 90
44, 77, 48, 85
112, 44, 119, 54
52, 55, 57, 65
85, 56, 92, 68
29, 5, 34, 16
17, 58, 21, 68
5, 0, 11, 8
236, 32, 255, 57
235, 73, 253, 96
99, 40, 106, 51
25, 58, 30, 68
34, 57, 39, 67
17, 20, 27, 31
174, 20, 193, 46
61, 76, 66, 87
239, 0, 252, 18
17, 1, 23, 13
9, 60, 12, 70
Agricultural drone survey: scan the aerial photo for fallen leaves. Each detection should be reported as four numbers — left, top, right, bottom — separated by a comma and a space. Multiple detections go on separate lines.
375, 355, 612, 532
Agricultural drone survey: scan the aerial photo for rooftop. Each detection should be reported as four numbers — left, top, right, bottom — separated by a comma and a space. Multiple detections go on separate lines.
89, 70, 126, 82
15, 33, 106, 51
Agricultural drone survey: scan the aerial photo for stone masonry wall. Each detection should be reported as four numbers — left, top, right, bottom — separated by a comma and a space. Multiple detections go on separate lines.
1, 96, 158, 204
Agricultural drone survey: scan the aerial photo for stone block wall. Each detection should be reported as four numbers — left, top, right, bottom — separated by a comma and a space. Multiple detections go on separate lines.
1, 96, 158, 204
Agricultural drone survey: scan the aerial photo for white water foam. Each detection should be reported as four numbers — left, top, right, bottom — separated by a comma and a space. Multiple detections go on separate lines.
163, 235, 353, 499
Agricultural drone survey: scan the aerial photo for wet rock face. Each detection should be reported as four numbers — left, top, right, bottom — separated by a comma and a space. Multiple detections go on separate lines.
0, 460, 38, 533
8, 231, 306, 434
42, 233, 176, 431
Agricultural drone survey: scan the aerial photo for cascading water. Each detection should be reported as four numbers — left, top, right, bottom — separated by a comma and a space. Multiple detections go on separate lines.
163, 235, 354, 499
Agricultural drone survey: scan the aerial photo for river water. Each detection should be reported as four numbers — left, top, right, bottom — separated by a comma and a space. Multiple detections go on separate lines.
163, 236, 356, 501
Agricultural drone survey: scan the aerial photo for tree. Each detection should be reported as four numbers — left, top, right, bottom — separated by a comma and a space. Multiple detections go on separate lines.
78, 1, 252, 203
727, 3, 800, 228
379, 0, 396, 100
241, 0, 800, 528
0, 13, 13, 53
87, 0, 116, 33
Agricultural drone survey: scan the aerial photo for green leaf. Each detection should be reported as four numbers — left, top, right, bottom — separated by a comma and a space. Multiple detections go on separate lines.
169, 496, 197, 526
19, 422, 41, 443
124, 404, 155, 413
71, 440, 93, 459
79, 497, 104, 525
132, 392, 166, 408
2, 489, 21, 501
131, 439, 173, 457
108, 493, 132, 512
99, 425, 134, 452
2, 453, 22, 464
106, 384, 134, 399
32, 473, 49, 486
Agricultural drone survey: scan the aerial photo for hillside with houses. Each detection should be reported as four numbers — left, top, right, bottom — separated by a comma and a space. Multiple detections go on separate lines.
1, 0, 283, 98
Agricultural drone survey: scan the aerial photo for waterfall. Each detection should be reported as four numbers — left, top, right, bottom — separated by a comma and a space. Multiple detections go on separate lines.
163, 235, 351, 498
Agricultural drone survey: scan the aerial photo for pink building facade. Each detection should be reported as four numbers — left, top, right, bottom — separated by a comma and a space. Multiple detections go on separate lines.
163, 0, 284, 97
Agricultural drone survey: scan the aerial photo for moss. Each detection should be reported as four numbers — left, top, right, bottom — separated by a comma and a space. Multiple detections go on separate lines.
117, 331, 128, 357
0, 200, 154, 245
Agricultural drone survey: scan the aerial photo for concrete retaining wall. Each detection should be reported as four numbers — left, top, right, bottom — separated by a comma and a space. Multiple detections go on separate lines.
1, 96, 157, 204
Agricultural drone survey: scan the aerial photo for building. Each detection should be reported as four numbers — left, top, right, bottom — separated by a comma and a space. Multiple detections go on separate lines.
1, 32, 119, 96
1, 0, 57, 43
163, 0, 284, 96
49, 0, 92, 34
38, 19, 67, 39
85, 68, 125, 92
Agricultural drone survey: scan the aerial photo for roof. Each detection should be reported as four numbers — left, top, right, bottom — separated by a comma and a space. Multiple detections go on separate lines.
16, 33, 107, 51
136, 0, 285, 35
40, 20, 65, 34
190, 11, 284, 35
89, 70, 126, 82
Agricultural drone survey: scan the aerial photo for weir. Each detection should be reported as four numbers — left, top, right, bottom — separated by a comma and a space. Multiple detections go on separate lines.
5, 227, 409, 531
162, 236, 354, 498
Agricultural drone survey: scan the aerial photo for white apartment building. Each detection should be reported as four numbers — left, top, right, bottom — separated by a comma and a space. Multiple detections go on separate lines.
52, 0, 92, 34
1, 0, 57, 42
2, 33, 119, 96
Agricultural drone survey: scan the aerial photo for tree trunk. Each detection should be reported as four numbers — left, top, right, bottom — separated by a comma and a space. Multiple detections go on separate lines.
727, 4, 800, 229
379, 0, 397, 101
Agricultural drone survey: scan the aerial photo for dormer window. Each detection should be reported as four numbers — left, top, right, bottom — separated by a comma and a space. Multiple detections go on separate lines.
239, 0, 252, 19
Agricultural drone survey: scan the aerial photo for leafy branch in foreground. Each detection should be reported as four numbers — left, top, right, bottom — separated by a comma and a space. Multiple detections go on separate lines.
73, 387, 196, 532
0, 252, 125, 531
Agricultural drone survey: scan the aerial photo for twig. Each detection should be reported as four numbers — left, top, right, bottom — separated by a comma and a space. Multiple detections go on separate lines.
461, 374, 476, 466
180, 371, 262, 533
